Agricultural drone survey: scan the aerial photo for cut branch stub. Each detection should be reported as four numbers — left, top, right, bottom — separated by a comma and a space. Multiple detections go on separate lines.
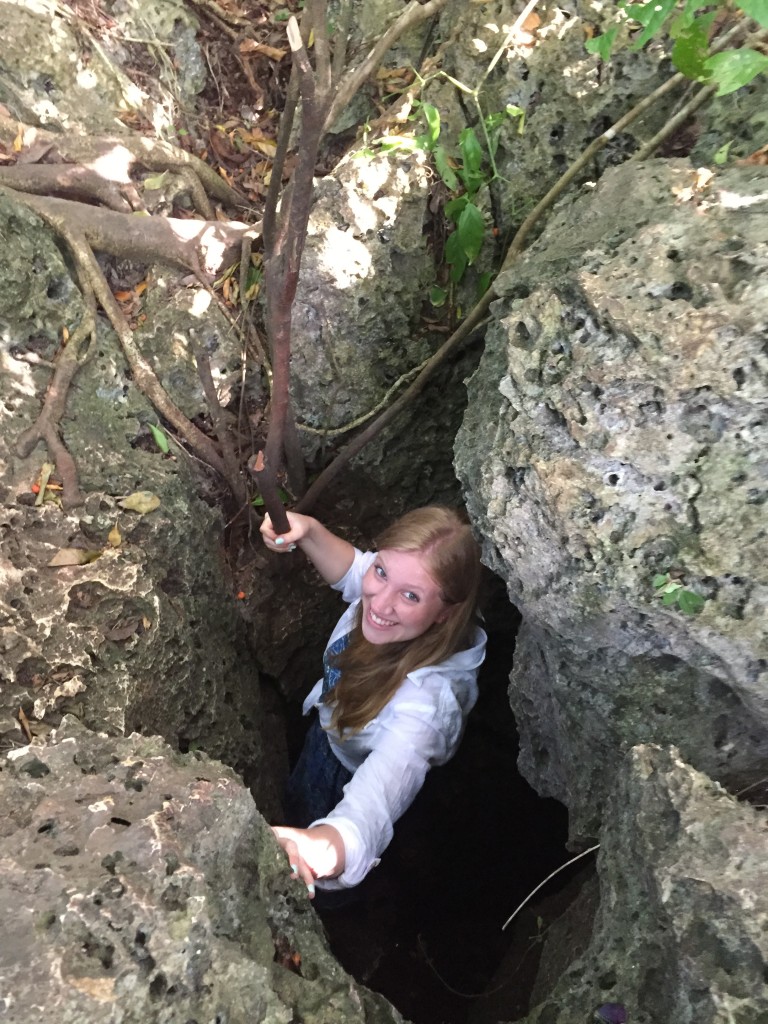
248, 451, 290, 533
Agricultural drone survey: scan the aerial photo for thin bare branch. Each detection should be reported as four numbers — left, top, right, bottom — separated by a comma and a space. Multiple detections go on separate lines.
324, 0, 449, 132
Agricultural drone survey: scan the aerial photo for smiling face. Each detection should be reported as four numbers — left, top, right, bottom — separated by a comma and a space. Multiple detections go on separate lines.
360, 549, 450, 645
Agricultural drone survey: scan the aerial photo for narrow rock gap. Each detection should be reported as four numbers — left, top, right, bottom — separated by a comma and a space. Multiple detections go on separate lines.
264, 579, 576, 1024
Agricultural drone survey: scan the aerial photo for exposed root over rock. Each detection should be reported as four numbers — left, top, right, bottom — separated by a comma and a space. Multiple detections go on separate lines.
2, 116, 260, 509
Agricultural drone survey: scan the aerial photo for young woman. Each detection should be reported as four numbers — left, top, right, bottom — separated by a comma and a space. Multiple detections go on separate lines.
260, 506, 487, 898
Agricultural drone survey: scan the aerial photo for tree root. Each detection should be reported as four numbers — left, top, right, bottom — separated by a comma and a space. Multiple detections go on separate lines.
0, 164, 139, 213
0, 114, 243, 209
15, 304, 96, 510
10, 193, 230, 495
2, 187, 258, 276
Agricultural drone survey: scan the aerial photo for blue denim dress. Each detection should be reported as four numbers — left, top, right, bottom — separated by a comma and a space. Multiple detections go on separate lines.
283, 633, 353, 829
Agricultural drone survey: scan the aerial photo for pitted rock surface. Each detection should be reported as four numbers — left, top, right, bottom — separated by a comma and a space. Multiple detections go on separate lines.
0, 191, 284, 812
0, 717, 405, 1024
289, 148, 480, 507
518, 746, 768, 1024
456, 160, 768, 837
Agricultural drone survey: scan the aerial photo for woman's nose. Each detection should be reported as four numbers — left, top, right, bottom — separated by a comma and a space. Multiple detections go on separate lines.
374, 584, 395, 612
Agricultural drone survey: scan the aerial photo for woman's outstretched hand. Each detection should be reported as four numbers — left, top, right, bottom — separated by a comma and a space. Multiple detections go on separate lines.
259, 512, 355, 584
260, 510, 314, 553
272, 824, 346, 898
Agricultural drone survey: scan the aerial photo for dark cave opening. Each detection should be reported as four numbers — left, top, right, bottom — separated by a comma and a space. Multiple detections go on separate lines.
290, 592, 579, 1024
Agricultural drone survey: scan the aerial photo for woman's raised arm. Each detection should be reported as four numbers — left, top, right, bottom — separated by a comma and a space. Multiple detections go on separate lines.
260, 511, 355, 585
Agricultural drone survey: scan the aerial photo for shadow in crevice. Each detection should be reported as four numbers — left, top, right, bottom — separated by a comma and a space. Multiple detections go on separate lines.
315, 592, 573, 1024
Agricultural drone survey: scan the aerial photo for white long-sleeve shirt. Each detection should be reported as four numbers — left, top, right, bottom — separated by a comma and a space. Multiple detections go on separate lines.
304, 548, 487, 888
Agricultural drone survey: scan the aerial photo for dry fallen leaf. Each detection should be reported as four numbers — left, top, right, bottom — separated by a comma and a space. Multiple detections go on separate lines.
103, 618, 140, 642
740, 144, 768, 165
118, 491, 161, 514
239, 39, 287, 60
107, 524, 122, 547
18, 706, 33, 743
48, 548, 102, 567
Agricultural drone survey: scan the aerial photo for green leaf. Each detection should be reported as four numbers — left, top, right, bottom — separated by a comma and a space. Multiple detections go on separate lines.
661, 589, 680, 606
376, 135, 419, 153
251, 495, 265, 507
457, 168, 485, 197
624, 0, 677, 49
703, 48, 768, 96
485, 111, 507, 133
273, 8, 290, 20
506, 104, 526, 134
652, 573, 669, 590
459, 127, 483, 175
678, 589, 705, 614
434, 145, 459, 191
430, 286, 448, 307
670, 0, 712, 34
735, 0, 768, 28
713, 140, 733, 164
457, 202, 485, 264
444, 195, 469, 222
421, 103, 441, 148
143, 171, 170, 191
148, 423, 170, 453
449, 254, 468, 283
671, 16, 714, 79
476, 271, 493, 299
585, 25, 619, 61
661, 580, 683, 595
445, 231, 468, 282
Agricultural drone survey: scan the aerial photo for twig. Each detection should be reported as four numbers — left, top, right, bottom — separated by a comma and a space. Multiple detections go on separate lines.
260, 5, 334, 502
189, 330, 248, 506
51, 227, 229, 477
296, 356, 431, 437
248, 451, 290, 533
631, 23, 765, 161
297, 38, 740, 512
331, 0, 353, 85
294, 311, 490, 512
735, 777, 768, 798
501, 845, 599, 932
324, 0, 449, 132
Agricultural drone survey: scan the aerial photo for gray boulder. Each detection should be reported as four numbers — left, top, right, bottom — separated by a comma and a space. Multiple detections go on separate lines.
456, 159, 768, 838
518, 745, 768, 1024
0, 716, 405, 1024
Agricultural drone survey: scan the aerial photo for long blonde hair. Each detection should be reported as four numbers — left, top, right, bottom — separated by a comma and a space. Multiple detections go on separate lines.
327, 506, 482, 737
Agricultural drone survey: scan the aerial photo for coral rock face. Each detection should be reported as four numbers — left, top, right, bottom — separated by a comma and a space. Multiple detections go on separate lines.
0, 718, 404, 1024
456, 160, 768, 838
518, 746, 768, 1024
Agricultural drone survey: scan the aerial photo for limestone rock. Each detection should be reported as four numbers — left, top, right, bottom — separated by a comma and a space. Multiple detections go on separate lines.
0, 0, 204, 132
0, 190, 281, 815
0, 717, 405, 1024
518, 745, 768, 1024
455, 160, 768, 837
290, 147, 479, 505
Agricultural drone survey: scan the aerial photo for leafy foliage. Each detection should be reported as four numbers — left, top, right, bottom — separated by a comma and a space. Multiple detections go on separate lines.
374, 100, 523, 294
652, 573, 706, 614
586, 0, 768, 96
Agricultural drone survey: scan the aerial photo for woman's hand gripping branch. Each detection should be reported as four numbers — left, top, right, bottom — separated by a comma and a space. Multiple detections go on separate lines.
259, 511, 355, 584
272, 824, 346, 898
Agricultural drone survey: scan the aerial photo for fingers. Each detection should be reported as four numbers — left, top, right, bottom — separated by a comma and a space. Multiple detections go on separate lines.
259, 512, 301, 553
273, 829, 316, 898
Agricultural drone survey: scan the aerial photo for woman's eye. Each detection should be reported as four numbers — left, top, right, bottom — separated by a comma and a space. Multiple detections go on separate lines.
403, 591, 419, 603
375, 565, 386, 579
